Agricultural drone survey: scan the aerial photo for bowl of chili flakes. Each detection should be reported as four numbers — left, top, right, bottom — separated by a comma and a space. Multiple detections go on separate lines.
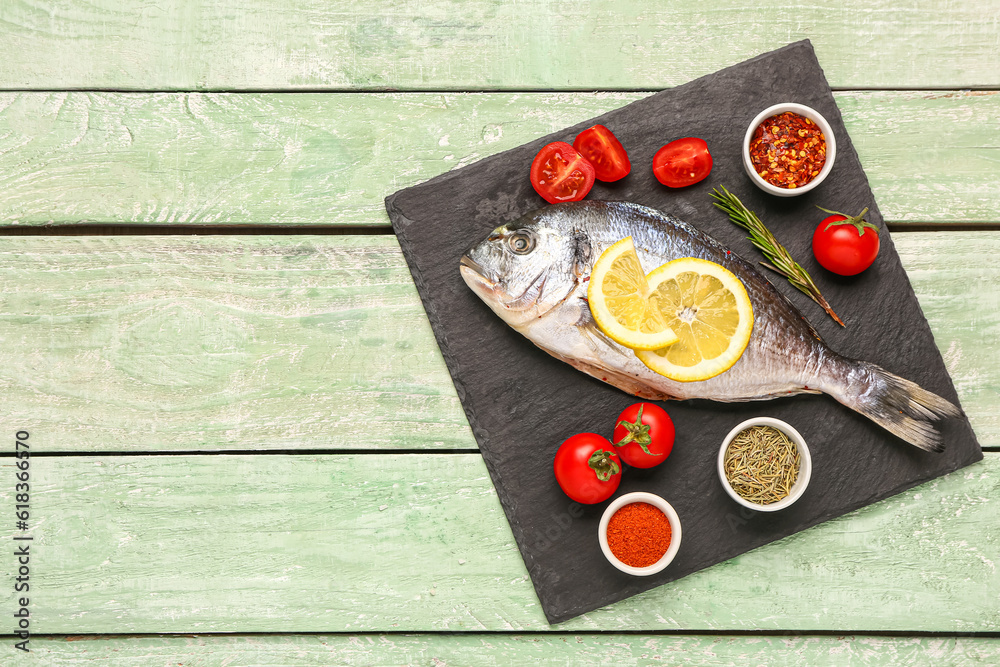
743, 102, 836, 197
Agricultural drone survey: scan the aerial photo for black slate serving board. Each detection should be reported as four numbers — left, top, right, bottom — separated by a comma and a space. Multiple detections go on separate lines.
385, 41, 982, 624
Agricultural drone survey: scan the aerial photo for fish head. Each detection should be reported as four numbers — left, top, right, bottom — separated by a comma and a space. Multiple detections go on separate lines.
460, 213, 590, 328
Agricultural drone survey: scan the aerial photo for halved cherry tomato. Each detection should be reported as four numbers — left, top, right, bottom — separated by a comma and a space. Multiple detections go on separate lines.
652, 137, 713, 188
573, 125, 631, 182
530, 141, 596, 204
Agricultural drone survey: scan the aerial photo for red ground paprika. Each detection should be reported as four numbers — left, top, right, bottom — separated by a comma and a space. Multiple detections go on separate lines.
606, 502, 672, 568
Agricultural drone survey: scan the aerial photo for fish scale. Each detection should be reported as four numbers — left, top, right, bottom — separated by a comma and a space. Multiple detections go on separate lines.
460, 200, 959, 452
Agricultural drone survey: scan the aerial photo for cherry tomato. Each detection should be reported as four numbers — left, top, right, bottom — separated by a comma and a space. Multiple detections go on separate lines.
573, 124, 631, 182
530, 141, 596, 204
612, 403, 675, 468
553, 433, 622, 504
652, 137, 713, 188
812, 206, 880, 276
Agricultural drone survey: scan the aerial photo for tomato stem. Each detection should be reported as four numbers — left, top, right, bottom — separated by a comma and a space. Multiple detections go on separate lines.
817, 206, 879, 237
613, 405, 661, 457
588, 450, 621, 482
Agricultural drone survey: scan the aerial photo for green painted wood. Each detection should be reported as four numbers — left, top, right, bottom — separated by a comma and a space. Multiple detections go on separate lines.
0, 232, 995, 453
12, 634, 1000, 666
836, 91, 1000, 224
0, 235, 470, 453
1, 1, 998, 90
1, 453, 997, 632
0, 91, 996, 227
897, 232, 1000, 442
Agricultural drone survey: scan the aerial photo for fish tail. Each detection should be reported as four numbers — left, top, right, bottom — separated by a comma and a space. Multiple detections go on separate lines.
829, 359, 961, 452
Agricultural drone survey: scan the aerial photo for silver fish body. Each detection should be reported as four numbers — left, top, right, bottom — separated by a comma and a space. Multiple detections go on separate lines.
460, 201, 959, 451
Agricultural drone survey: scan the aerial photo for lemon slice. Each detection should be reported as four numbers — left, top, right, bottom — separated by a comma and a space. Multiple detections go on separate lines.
588, 237, 679, 350
635, 257, 754, 382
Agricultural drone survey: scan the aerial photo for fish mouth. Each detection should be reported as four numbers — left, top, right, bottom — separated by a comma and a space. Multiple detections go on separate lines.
460, 255, 496, 291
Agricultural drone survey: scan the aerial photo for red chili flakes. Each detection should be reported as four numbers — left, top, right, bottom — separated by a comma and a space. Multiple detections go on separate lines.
749, 111, 826, 189
606, 502, 672, 568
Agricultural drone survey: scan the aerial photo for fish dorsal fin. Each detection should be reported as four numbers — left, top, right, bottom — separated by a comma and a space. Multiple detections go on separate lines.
804, 316, 824, 342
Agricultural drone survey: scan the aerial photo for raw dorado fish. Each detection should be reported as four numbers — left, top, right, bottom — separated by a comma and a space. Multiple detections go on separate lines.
459, 201, 959, 452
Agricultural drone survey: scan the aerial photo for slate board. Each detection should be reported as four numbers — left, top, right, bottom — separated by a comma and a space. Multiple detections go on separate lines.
384, 41, 983, 624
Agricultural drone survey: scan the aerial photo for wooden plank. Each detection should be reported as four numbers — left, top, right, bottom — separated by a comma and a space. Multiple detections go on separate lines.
0, 91, 996, 227
0, 235, 470, 453
13, 634, 1000, 666
0, 232, 995, 452
1, 1, 998, 90
2, 453, 997, 633
897, 232, 1000, 441
836, 91, 1000, 224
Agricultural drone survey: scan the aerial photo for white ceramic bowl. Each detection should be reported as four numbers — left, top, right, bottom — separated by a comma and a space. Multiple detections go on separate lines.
742, 102, 836, 197
598, 492, 682, 576
717, 417, 812, 512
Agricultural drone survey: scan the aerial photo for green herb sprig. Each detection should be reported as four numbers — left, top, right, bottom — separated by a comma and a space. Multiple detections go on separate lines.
711, 186, 844, 327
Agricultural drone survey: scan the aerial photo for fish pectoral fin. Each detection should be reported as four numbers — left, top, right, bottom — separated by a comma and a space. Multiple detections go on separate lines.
576, 307, 631, 358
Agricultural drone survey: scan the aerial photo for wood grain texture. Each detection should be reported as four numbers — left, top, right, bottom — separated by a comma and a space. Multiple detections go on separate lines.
0, 235, 471, 452
0, 233, 994, 452
1, 1, 998, 90
13, 634, 1000, 666
1, 453, 997, 633
897, 232, 1000, 441
0, 91, 996, 226
836, 91, 1000, 224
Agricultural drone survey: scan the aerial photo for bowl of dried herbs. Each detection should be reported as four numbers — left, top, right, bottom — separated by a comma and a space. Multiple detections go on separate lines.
717, 417, 812, 512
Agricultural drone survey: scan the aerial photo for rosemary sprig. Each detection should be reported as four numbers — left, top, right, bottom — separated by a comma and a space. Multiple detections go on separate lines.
710, 186, 845, 327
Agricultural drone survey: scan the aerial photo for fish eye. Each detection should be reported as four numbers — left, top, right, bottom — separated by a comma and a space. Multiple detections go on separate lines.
507, 232, 535, 255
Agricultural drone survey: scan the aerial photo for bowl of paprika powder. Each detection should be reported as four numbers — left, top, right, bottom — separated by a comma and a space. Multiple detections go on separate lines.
598, 492, 682, 576
743, 102, 836, 197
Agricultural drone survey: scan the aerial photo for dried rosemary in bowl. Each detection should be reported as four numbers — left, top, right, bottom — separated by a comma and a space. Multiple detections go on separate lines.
723, 425, 801, 505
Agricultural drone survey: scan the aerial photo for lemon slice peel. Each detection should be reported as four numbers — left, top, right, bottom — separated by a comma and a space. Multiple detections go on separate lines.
587, 237, 680, 351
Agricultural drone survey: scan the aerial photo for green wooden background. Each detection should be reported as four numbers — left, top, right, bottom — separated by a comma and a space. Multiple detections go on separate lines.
1, 0, 998, 664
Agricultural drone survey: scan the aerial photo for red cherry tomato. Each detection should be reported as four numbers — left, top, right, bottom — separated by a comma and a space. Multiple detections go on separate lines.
572, 124, 631, 182
553, 433, 622, 504
612, 403, 675, 468
812, 206, 880, 276
530, 141, 596, 204
652, 137, 713, 188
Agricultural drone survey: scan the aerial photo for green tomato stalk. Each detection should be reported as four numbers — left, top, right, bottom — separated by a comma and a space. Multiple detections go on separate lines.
587, 450, 620, 481
613, 405, 661, 457
817, 206, 879, 236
